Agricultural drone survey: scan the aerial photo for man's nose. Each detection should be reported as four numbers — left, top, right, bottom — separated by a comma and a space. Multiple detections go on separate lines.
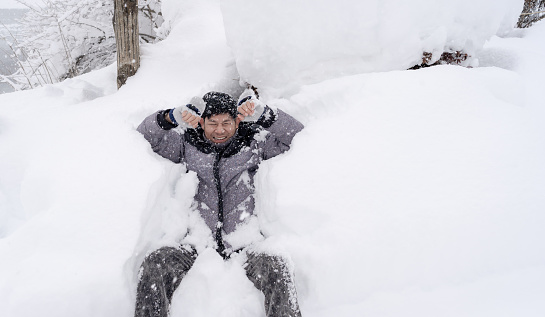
216, 126, 226, 133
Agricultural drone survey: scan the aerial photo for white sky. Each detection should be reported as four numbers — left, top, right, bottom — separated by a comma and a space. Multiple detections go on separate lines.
0, 0, 39, 9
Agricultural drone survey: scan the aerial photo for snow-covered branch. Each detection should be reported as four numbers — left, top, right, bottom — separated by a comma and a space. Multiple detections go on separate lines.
518, 0, 545, 28
1, 0, 162, 91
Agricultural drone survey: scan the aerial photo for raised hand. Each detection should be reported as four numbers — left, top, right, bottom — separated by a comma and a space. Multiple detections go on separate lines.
236, 89, 265, 122
167, 96, 207, 129
237, 100, 256, 122
181, 110, 200, 128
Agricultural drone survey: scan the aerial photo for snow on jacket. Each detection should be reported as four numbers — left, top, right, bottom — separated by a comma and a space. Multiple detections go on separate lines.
137, 106, 304, 257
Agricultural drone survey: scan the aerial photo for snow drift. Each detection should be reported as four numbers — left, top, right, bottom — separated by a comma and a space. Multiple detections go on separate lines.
221, 0, 524, 92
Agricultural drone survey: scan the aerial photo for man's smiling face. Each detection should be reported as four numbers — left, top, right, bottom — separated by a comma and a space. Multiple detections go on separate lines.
202, 113, 239, 144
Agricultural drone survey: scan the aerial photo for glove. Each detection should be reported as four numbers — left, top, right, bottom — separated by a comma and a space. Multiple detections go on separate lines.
169, 96, 207, 128
237, 89, 266, 122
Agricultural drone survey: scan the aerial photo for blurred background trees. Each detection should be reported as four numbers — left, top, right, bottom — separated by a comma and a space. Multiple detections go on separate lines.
0, 0, 162, 91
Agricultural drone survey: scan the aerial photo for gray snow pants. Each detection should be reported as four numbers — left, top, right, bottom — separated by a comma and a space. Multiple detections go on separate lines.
134, 246, 302, 317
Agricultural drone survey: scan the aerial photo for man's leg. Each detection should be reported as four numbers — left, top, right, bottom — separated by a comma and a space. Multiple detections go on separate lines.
244, 253, 302, 317
134, 246, 197, 317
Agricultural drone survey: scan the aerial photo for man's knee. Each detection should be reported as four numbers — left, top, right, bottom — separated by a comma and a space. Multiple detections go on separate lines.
142, 247, 176, 269
248, 253, 289, 268
245, 252, 302, 316
140, 246, 197, 277
245, 253, 292, 284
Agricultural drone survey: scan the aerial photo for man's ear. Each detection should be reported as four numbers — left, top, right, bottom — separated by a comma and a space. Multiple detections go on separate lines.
199, 118, 204, 126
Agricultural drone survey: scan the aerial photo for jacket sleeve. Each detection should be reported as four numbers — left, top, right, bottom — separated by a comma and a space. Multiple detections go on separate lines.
137, 110, 185, 164
258, 107, 304, 161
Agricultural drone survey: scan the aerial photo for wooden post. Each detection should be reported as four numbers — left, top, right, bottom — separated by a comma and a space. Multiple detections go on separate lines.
113, 0, 140, 89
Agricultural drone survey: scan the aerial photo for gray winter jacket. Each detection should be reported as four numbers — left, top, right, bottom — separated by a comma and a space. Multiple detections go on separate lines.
137, 106, 303, 257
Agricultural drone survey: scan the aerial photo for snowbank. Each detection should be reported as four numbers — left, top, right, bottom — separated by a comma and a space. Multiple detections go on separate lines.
221, 0, 524, 92
1, 1, 545, 317
261, 66, 545, 316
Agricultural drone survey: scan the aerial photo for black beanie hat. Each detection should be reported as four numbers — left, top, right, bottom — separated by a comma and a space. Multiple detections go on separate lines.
201, 92, 237, 119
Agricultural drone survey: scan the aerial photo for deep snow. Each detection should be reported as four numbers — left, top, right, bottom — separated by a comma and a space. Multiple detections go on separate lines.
221, 0, 523, 92
1, 0, 545, 316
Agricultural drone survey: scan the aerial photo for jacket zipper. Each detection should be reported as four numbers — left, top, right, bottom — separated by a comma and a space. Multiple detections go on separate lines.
213, 151, 226, 258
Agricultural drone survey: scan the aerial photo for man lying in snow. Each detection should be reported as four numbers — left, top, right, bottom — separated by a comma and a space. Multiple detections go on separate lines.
136, 90, 304, 317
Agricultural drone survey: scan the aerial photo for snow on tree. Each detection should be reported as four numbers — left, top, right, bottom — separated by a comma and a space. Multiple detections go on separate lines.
0, 0, 162, 91
518, 0, 545, 28
139, 0, 163, 43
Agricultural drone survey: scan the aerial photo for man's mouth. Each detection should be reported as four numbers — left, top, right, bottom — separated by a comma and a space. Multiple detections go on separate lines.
213, 136, 227, 142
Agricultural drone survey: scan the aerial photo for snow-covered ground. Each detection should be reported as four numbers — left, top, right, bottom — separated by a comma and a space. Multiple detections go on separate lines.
1, 0, 544, 316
